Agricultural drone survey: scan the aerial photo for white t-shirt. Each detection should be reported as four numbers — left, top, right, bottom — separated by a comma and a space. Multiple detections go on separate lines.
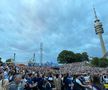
76, 79, 82, 85
4, 71, 8, 79
84, 76, 90, 82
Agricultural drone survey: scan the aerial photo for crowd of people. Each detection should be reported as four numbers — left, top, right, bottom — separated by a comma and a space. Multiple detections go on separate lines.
60, 62, 108, 75
0, 62, 108, 90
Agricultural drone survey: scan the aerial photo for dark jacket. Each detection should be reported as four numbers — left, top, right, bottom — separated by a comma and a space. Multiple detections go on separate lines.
73, 79, 85, 90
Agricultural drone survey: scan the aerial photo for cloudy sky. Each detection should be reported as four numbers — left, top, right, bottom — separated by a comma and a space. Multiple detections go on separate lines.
0, 0, 108, 63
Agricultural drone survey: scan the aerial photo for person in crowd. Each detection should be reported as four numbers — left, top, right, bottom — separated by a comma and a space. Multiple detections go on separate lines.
25, 73, 33, 90
8, 74, 24, 90
47, 73, 54, 90
54, 74, 62, 90
63, 73, 74, 90
32, 73, 39, 90
37, 73, 45, 90
73, 75, 89, 90
89, 75, 103, 90
21, 75, 27, 89
8, 72, 15, 82
3, 68, 9, 80
44, 79, 52, 90
62, 74, 68, 90
0, 72, 9, 90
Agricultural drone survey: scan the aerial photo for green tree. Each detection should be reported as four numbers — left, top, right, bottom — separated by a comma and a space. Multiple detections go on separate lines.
91, 57, 108, 67
57, 50, 75, 64
75, 53, 83, 62
57, 50, 89, 64
99, 58, 108, 67
82, 52, 89, 61
0, 57, 3, 64
6, 58, 13, 63
91, 57, 99, 66
0, 57, 1, 61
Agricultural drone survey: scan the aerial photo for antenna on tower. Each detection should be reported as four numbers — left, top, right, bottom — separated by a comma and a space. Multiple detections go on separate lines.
33, 53, 35, 62
40, 42, 43, 66
93, 7, 98, 19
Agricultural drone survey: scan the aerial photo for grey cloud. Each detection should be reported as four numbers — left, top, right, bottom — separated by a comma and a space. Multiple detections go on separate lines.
0, 0, 107, 62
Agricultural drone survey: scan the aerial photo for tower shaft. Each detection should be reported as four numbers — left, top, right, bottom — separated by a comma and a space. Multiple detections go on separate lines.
98, 33, 106, 56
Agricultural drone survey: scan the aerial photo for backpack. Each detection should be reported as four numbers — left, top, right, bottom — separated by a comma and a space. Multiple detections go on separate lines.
73, 79, 85, 90
45, 81, 52, 90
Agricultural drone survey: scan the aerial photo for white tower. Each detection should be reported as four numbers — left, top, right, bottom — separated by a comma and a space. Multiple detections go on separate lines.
93, 8, 106, 56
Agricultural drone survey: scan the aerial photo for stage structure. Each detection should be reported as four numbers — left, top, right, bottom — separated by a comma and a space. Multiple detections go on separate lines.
40, 42, 43, 65
13, 53, 16, 64
28, 53, 36, 67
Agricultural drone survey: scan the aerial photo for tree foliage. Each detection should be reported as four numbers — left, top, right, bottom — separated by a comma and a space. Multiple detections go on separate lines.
91, 57, 99, 66
0, 57, 3, 64
82, 52, 89, 61
6, 58, 13, 63
91, 57, 108, 67
57, 50, 75, 63
57, 50, 89, 64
